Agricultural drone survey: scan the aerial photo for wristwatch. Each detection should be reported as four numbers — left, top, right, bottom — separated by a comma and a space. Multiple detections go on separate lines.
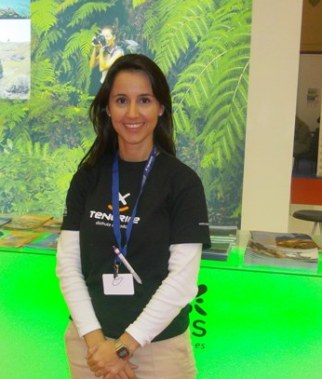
115, 338, 131, 359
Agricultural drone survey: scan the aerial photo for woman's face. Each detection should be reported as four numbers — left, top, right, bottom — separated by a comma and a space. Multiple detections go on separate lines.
101, 28, 115, 47
107, 70, 164, 160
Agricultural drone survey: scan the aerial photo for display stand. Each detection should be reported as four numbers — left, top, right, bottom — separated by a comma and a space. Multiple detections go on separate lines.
1, 231, 322, 378
192, 231, 322, 378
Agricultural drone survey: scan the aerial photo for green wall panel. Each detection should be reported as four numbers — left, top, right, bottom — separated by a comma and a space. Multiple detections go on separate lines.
2, 251, 322, 378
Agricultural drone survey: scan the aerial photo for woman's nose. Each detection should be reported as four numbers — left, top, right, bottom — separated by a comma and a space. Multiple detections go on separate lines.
126, 102, 139, 117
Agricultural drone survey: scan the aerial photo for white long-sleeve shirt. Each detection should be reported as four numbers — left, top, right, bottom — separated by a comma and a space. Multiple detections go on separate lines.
56, 230, 202, 346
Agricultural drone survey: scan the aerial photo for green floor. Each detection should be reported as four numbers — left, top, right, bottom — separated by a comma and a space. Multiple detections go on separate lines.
2, 251, 322, 379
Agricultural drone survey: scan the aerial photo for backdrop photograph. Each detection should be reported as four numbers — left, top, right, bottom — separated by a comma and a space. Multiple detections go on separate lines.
0, 0, 252, 226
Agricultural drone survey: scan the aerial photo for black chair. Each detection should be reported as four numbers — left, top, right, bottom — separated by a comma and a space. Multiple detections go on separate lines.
293, 127, 320, 174
292, 209, 322, 235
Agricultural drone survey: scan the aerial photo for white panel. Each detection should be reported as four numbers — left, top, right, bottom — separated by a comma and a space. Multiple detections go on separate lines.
241, 0, 303, 232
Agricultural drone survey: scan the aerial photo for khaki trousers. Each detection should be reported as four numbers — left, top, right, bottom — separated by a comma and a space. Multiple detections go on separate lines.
65, 321, 197, 379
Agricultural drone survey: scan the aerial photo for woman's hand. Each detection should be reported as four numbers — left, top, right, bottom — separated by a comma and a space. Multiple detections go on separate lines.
103, 361, 137, 379
87, 340, 137, 378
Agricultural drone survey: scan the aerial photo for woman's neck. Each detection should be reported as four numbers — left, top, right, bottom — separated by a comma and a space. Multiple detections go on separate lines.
118, 144, 154, 162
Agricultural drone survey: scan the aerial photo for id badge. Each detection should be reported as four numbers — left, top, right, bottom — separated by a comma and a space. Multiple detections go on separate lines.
102, 274, 134, 295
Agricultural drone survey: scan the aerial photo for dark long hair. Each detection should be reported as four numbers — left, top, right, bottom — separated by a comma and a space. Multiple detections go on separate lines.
80, 54, 176, 167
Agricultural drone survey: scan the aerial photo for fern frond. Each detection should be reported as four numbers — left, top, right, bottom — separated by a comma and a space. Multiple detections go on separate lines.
72, 56, 92, 90
132, 0, 148, 8
31, 0, 58, 36
31, 59, 56, 87
173, 105, 194, 135
143, 0, 215, 73
67, 2, 115, 28
63, 29, 96, 59
33, 29, 64, 59
57, 0, 82, 13
0, 102, 28, 130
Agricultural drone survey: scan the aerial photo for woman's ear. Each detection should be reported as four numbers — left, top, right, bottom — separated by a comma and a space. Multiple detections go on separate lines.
159, 106, 165, 116
106, 107, 110, 116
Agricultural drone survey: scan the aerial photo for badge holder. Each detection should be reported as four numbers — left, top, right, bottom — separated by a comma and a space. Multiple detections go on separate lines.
102, 262, 134, 295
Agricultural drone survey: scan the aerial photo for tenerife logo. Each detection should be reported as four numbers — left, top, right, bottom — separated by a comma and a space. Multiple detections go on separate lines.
108, 192, 130, 212
189, 284, 208, 350
89, 192, 140, 226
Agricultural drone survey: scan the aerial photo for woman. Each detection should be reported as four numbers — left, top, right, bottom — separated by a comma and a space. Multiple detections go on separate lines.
89, 26, 124, 84
57, 54, 210, 379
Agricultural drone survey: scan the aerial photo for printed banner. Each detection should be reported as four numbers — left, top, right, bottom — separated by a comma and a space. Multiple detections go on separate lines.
0, 0, 30, 99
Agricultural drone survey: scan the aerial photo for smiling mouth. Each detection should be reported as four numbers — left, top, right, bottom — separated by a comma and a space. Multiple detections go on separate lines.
124, 123, 144, 129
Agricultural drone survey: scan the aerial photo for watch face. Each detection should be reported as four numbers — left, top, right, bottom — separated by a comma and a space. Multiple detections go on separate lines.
116, 346, 130, 359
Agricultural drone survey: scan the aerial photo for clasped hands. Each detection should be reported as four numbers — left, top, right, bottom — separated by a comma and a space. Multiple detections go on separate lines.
87, 340, 137, 379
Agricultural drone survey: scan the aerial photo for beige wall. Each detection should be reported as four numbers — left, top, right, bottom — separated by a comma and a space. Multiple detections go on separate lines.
241, 0, 303, 232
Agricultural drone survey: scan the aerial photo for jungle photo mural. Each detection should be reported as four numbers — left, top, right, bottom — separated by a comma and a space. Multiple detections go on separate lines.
0, 0, 252, 226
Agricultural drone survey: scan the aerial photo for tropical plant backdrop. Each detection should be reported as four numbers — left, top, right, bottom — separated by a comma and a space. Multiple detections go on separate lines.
0, 0, 252, 225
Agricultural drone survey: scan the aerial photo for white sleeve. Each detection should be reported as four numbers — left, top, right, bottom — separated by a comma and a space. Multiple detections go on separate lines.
56, 230, 102, 337
125, 243, 201, 346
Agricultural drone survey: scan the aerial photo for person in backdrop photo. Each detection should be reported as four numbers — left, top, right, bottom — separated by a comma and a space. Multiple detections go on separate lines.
293, 116, 312, 157
90, 25, 124, 84
57, 53, 210, 379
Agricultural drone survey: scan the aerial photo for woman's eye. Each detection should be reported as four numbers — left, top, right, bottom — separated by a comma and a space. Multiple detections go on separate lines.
140, 97, 151, 104
116, 97, 127, 104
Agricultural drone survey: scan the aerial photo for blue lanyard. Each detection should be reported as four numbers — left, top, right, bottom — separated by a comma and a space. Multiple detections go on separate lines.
111, 147, 157, 258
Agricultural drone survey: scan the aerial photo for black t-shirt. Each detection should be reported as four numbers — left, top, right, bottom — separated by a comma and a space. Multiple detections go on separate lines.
62, 152, 210, 341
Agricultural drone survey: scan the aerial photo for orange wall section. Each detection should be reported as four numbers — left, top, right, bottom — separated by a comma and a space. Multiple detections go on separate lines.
301, 0, 322, 52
